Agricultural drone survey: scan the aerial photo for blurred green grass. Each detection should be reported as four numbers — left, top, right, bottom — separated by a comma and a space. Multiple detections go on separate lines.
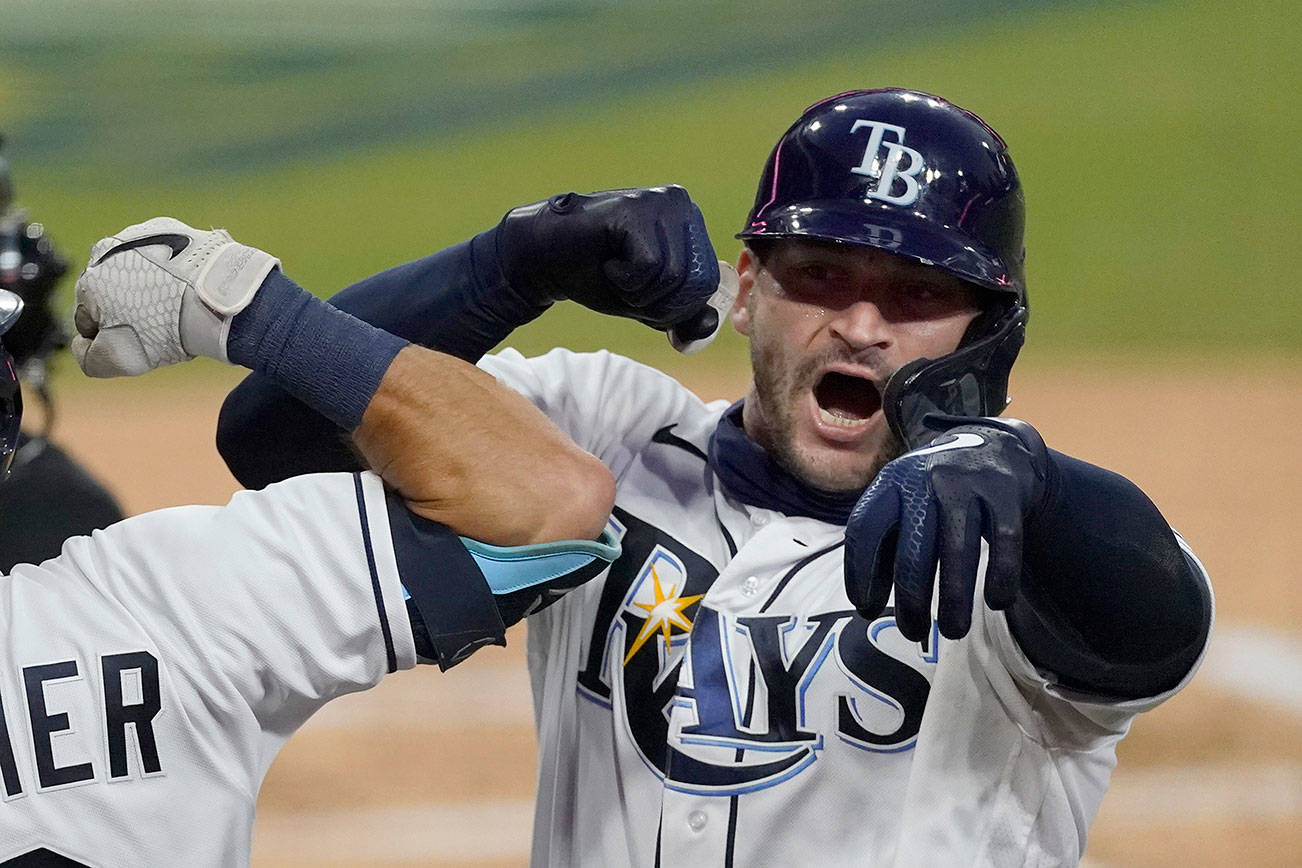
1, 0, 1297, 391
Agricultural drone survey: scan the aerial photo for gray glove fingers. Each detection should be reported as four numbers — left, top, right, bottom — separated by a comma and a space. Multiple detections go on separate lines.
890, 487, 940, 643
981, 496, 1023, 611
73, 275, 101, 339
936, 497, 983, 639
72, 325, 152, 378
844, 483, 901, 623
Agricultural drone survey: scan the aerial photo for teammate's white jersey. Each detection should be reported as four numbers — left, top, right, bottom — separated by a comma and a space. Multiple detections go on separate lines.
479, 348, 1212, 868
0, 471, 416, 866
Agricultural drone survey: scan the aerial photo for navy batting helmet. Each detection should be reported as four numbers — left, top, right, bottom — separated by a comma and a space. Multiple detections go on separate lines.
738, 88, 1029, 448
0, 289, 23, 478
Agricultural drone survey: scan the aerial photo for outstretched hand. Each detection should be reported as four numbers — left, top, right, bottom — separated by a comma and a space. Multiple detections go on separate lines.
844, 416, 1050, 642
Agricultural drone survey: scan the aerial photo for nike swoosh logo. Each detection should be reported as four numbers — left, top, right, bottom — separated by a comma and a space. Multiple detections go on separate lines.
95, 233, 191, 265
652, 424, 708, 462
912, 431, 985, 457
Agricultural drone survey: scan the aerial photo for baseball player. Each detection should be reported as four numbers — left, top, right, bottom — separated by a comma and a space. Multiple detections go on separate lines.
218, 90, 1213, 865
0, 220, 623, 865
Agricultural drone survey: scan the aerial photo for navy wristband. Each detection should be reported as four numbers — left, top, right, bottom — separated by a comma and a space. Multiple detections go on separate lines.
227, 270, 408, 431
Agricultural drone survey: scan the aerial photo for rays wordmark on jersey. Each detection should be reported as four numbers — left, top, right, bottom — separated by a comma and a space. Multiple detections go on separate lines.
577, 508, 937, 796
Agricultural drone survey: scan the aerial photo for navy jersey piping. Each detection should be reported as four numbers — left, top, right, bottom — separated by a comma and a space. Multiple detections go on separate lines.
354, 473, 398, 673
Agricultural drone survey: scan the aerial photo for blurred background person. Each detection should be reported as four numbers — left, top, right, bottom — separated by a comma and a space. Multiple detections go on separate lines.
0, 135, 123, 570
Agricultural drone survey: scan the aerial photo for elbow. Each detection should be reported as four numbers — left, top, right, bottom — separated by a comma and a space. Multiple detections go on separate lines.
545, 450, 616, 544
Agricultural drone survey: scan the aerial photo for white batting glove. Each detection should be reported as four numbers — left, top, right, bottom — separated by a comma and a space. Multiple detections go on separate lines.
71, 217, 279, 377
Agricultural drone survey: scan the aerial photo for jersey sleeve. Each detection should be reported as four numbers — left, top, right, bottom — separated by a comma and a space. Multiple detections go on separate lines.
477, 347, 711, 478
52, 471, 416, 740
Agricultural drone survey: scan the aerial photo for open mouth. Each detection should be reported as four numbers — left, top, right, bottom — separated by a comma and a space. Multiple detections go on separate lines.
813, 371, 881, 428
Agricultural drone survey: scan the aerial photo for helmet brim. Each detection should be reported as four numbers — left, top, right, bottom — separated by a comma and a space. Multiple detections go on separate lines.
738, 201, 1023, 297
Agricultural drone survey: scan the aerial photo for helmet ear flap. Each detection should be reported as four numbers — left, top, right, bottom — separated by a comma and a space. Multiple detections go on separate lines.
883, 304, 1027, 450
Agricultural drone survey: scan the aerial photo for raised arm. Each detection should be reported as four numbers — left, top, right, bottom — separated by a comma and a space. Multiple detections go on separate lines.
844, 415, 1212, 700
70, 217, 631, 668
71, 217, 613, 545
217, 186, 728, 489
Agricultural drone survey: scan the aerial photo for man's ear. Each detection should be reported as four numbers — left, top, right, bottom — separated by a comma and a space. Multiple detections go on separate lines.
731, 248, 757, 337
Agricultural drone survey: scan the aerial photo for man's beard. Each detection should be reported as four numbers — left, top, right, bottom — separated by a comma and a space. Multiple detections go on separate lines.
749, 339, 905, 495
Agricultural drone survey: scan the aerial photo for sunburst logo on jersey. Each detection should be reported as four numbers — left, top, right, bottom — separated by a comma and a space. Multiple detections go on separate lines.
623, 552, 703, 665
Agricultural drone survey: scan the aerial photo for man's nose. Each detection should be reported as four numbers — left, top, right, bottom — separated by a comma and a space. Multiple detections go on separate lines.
828, 298, 891, 351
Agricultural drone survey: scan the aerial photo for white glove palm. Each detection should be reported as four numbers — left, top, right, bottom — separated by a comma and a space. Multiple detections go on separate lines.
72, 217, 279, 377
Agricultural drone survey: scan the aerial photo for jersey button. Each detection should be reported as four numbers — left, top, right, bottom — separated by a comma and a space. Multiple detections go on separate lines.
742, 576, 761, 596
688, 810, 708, 832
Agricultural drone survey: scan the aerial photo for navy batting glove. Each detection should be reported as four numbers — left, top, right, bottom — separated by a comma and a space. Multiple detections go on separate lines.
844, 416, 1050, 643
492, 185, 720, 331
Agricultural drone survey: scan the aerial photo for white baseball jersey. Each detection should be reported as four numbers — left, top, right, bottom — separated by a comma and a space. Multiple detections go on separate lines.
479, 348, 1213, 868
0, 471, 416, 866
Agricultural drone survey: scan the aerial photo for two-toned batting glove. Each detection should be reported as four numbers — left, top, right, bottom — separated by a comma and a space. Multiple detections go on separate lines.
487, 185, 734, 352
72, 217, 279, 376
843, 415, 1050, 643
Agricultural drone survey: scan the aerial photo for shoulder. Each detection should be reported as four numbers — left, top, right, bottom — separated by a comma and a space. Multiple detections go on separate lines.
479, 348, 724, 466
482, 347, 700, 398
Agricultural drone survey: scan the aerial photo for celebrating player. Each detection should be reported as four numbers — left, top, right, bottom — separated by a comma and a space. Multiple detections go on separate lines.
0, 221, 620, 865
218, 90, 1213, 864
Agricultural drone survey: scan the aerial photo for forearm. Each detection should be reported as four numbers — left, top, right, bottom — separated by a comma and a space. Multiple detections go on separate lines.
218, 234, 542, 489
218, 187, 722, 490
227, 269, 612, 546
1007, 451, 1213, 699
326, 234, 543, 357
355, 345, 613, 544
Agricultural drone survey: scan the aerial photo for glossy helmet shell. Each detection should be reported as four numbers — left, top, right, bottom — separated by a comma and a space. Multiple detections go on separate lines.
738, 88, 1026, 302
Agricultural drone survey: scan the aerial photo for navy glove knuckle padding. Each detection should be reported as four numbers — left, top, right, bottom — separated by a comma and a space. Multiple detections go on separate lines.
501, 186, 718, 331
890, 457, 939, 640
846, 419, 1049, 643
845, 478, 901, 618
925, 422, 1044, 613
683, 205, 720, 303
662, 203, 721, 337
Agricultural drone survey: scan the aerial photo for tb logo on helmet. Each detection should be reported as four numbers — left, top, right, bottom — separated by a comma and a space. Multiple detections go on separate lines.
849, 120, 925, 206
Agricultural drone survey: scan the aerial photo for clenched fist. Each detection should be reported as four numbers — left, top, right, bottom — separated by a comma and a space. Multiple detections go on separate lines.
72, 217, 278, 377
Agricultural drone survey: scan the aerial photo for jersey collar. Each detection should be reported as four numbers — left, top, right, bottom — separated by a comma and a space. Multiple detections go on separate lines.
707, 401, 860, 525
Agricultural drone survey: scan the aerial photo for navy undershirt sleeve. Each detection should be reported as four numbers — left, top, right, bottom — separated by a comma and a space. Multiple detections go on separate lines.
384, 489, 509, 671
218, 232, 547, 489
1008, 450, 1212, 700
